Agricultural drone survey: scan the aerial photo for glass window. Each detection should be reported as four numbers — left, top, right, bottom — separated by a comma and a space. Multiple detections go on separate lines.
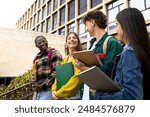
30, 18, 32, 29
91, 0, 102, 8
78, 0, 87, 15
59, 27, 65, 35
52, 12, 57, 30
129, 0, 150, 20
47, 1, 51, 16
24, 24, 26, 30
28, 9, 30, 19
68, 22, 75, 33
146, 0, 150, 8
60, 7, 65, 26
38, 0, 41, 8
142, 9, 150, 20
33, 14, 36, 26
41, 21, 45, 32
43, 0, 46, 4
37, 25, 40, 32
129, 0, 145, 11
37, 10, 41, 24
31, 5, 33, 16
46, 17, 51, 33
53, 0, 58, 11
107, 0, 123, 33
78, 19, 86, 37
27, 21, 29, 30
42, 5, 46, 20
68, 0, 75, 21
147, 24, 150, 33
60, 0, 65, 5
34, 1, 37, 12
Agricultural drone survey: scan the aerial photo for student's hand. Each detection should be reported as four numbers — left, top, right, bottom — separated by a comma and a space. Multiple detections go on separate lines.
90, 89, 96, 97
52, 91, 59, 100
75, 59, 89, 71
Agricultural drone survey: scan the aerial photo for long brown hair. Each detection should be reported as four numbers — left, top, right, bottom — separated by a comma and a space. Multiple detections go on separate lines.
116, 8, 150, 99
65, 32, 82, 55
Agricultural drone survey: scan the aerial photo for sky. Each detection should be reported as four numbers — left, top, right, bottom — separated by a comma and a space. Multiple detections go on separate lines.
0, 0, 35, 29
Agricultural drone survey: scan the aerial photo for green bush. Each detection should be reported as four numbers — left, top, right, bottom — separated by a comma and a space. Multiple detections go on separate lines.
0, 70, 33, 100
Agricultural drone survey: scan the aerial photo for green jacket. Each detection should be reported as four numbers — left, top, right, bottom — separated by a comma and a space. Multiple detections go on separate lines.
89, 32, 122, 77
80, 32, 122, 100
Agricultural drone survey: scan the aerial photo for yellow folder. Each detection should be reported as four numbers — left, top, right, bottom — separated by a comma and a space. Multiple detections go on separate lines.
56, 62, 74, 90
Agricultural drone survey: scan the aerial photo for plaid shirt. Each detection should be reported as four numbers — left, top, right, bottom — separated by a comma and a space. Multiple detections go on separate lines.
33, 48, 62, 81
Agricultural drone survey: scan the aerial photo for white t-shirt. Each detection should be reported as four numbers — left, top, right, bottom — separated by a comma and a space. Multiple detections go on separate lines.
82, 40, 97, 100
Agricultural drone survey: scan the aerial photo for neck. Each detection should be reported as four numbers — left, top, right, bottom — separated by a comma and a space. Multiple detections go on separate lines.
94, 28, 106, 41
69, 48, 76, 56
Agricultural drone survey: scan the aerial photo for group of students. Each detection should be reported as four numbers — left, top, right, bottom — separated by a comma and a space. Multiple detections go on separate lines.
31, 8, 150, 100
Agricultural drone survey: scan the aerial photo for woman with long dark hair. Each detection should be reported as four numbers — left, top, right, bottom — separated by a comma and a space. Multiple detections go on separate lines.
91, 8, 150, 99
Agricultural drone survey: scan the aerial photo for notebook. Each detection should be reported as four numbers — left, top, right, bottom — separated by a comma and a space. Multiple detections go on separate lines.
56, 62, 74, 90
76, 66, 120, 92
72, 50, 102, 67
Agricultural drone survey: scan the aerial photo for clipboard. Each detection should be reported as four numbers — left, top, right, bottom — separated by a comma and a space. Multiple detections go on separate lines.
72, 50, 102, 67
76, 66, 120, 92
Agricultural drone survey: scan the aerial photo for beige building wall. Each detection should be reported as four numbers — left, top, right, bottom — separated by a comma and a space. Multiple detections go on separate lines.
0, 27, 65, 77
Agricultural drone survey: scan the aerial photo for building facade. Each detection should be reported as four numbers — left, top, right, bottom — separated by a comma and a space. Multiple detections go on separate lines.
16, 0, 150, 39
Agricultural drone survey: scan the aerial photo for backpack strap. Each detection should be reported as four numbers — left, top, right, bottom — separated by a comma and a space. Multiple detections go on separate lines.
48, 48, 54, 74
102, 36, 112, 54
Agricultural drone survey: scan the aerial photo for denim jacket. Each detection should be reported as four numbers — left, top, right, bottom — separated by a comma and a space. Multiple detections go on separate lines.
95, 44, 143, 100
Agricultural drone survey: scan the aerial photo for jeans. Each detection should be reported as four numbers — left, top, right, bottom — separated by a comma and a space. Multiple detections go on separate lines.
33, 88, 52, 100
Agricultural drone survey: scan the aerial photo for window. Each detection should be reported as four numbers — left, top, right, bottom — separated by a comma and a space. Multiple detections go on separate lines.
30, 18, 32, 29
37, 25, 40, 32
146, 0, 150, 9
27, 21, 29, 30
34, 1, 37, 12
91, 0, 102, 8
60, 7, 65, 26
147, 24, 150, 34
24, 24, 26, 30
129, 0, 150, 20
47, 1, 51, 16
33, 14, 36, 27
41, 21, 45, 32
37, 10, 41, 24
28, 9, 30, 19
31, 5, 33, 16
59, 27, 65, 35
60, 0, 65, 5
68, 22, 75, 33
52, 12, 57, 30
38, 0, 41, 9
78, 0, 87, 15
43, 0, 46, 4
107, 0, 123, 33
68, 0, 75, 21
78, 19, 86, 38
46, 17, 51, 33
42, 5, 46, 20
53, 0, 58, 11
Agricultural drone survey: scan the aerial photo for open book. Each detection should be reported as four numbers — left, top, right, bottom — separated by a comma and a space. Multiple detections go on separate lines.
72, 50, 102, 67
76, 66, 120, 92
